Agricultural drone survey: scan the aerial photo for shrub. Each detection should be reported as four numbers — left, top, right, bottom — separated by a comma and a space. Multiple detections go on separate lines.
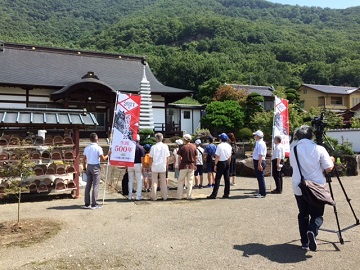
193, 128, 212, 140
169, 136, 181, 143
237, 127, 253, 141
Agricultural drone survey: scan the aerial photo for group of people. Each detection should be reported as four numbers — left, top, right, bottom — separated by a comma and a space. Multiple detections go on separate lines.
82, 125, 335, 252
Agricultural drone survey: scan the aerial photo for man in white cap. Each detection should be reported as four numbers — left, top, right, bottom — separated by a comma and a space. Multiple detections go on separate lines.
253, 130, 267, 198
127, 134, 145, 201
194, 139, 204, 188
176, 134, 197, 199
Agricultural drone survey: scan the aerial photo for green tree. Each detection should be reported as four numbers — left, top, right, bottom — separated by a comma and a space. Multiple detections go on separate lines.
244, 92, 264, 129
201, 100, 244, 135
198, 78, 222, 104
350, 117, 360, 128
250, 111, 273, 141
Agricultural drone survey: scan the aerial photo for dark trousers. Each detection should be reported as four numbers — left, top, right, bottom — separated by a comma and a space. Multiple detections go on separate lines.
271, 159, 283, 192
254, 159, 266, 196
295, 195, 325, 245
85, 164, 101, 206
211, 160, 230, 197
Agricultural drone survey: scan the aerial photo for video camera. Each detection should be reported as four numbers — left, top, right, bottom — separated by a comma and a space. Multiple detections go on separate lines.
304, 112, 326, 145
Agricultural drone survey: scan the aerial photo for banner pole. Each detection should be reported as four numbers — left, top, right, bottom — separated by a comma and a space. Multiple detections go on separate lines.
102, 91, 119, 205
270, 96, 277, 191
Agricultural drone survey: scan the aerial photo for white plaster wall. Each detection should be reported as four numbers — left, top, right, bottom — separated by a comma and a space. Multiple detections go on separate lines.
327, 129, 360, 153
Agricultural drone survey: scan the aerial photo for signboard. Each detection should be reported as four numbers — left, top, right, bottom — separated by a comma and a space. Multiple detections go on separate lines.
273, 96, 290, 156
109, 93, 141, 167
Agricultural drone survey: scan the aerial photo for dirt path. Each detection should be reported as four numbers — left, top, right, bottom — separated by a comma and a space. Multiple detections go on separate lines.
1, 175, 360, 270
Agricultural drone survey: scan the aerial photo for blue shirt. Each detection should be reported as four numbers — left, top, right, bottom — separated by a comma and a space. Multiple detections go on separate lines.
205, 143, 216, 163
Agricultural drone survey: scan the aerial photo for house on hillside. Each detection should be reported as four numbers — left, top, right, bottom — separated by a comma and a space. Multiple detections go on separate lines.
226, 84, 275, 111
298, 84, 360, 112
0, 42, 195, 137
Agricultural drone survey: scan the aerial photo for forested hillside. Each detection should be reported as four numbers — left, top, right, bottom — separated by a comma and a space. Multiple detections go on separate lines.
1, 0, 359, 96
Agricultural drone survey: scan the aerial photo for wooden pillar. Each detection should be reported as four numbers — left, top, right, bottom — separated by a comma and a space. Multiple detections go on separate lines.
74, 127, 80, 198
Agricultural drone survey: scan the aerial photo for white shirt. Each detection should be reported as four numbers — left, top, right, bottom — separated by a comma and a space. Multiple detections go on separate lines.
253, 139, 266, 160
84, 142, 103, 165
215, 142, 232, 161
290, 139, 333, 196
173, 148, 180, 169
272, 143, 285, 160
196, 146, 204, 165
150, 142, 170, 173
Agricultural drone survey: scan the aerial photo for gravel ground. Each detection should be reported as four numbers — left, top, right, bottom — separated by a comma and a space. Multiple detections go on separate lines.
1, 174, 360, 270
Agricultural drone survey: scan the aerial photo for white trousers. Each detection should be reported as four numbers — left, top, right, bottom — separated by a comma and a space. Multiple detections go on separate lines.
151, 172, 167, 200
177, 168, 194, 199
128, 163, 143, 200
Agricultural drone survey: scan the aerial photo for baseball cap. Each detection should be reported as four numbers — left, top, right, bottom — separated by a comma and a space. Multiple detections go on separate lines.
183, 134, 192, 141
175, 139, 183, 145
218, 133, 228, 141
195, 139, 201, 145
253, 130, 264, 138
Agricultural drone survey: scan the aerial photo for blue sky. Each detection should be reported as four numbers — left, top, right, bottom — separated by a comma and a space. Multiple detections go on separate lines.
267, 0, 360, 9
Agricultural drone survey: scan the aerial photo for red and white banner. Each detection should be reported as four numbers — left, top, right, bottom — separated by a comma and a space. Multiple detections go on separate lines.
109, 93, 141, 167
273, 96, 290, 157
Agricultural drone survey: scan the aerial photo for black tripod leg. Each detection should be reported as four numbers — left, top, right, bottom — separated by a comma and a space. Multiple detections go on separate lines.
326, 175, 344, 244
333, 169, 360, 225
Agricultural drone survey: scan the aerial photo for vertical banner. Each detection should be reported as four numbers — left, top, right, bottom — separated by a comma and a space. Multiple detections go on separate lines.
273, 96, 290, 157
109, 93, 141, 167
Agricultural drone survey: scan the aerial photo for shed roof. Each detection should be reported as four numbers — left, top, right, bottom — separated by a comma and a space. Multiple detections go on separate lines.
301, 84, 359, 95
0, 107, 98, 128
227, 84, 275, 97
0, 42, 192, 95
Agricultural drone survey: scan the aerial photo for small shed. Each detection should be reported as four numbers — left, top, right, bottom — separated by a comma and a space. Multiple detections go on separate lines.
0, 107, 98, 198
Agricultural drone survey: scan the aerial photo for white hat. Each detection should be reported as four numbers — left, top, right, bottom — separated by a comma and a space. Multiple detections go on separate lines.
183, 134, 192, 141
253, 130, 264, 138
175, 139, 183, 145
195, 139, 201, 145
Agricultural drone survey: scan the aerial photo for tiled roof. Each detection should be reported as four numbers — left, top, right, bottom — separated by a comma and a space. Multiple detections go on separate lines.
0, 107, 98, 128
0, 42, 192, 95
302, 84, 359, 95
227, 84, 275, 97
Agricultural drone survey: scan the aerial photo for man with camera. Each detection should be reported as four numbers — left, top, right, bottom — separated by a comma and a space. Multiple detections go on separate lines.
290, 125, 334, 251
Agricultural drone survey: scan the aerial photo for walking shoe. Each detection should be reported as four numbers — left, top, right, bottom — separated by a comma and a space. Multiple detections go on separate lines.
301, 243, 309, 250
206, 195, 216, 199
91, 204, 103, 210
271, 189, 281, 194
193, 185, 199, 189
82, 205, 91, 209
307, 231, 317, 251
231, 183, 236, 186
222, 195, 230, 199
254, 194, 265, 198
199, 184, 203, 189
146, 189, 151, 192
206, 184, 212, 188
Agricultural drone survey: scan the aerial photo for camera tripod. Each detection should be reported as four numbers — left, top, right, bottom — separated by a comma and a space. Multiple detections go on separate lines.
315, 131, 359, 244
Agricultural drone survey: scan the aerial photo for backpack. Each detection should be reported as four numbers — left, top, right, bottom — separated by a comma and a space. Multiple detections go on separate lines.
143, 153, 151, 167
206, 144, 216, 160
231, 142, 238, 155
